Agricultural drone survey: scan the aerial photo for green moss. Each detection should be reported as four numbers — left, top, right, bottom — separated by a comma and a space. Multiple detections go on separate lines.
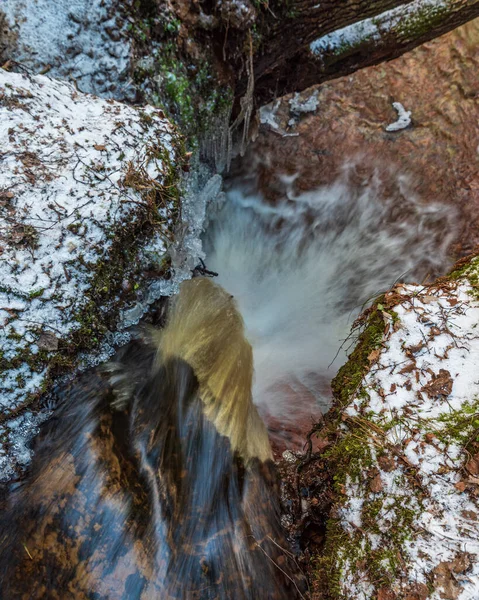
312, 255, 479, 598
450, 255, 479, 300
331, 301, 386, 409
390, 2, 457, 40
151, 46, 233, 143
28, 288, 44, 299
0, 134, 183, 422
126, 2, 234, 146
433, 398, 479, 447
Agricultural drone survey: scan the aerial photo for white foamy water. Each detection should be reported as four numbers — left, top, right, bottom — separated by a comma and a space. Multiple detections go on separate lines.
203, 167, 458, 446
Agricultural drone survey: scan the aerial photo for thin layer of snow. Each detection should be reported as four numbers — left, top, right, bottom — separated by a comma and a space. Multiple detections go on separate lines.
310, 0, 449, 57
288, 90, 319, 116
1, 0, 133, 99
258, 100, 299, 137
341, 275, 479, 599
386, 102, 412, 132
0, 69, 176, 411
310, 18, 380, 56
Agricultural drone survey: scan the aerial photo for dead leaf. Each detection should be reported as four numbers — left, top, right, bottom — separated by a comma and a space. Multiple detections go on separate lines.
421, 369, 453, 399
378, 455, 396, 472
465, 453, 479, 476
368, 349, 381, 363
94, 144, 106, 151
455, 481, 466, 492
408, 341, 425, 354
433, 554, 471, 599
370, 474, 384, 493
378, 588, 396, 600
399, 362, 416, 374
404, 582, 429, 600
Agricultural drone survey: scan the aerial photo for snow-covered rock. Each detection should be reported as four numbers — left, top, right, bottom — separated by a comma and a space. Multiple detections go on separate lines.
0, 68, 181, 426
320, 257, 479, 599
0, 0, 133, 100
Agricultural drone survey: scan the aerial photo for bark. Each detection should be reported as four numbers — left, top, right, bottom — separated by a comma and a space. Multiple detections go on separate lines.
250, 0, 479, 106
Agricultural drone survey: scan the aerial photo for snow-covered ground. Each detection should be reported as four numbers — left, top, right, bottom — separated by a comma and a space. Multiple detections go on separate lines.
1, 0, 133, 99
332, 261, 479, 599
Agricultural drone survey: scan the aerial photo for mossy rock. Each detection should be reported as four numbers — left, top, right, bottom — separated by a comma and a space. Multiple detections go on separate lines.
313, 256, 479, 599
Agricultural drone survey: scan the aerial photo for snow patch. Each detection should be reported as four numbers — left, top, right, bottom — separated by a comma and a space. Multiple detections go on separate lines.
0, 68, 176, 410
340, 276, 479, 599
386, 102, 412, 132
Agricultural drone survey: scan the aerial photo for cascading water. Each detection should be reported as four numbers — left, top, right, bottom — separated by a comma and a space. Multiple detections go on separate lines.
0, 279, 307, 600
203, 164, 459, 452
0, 162, 460, 600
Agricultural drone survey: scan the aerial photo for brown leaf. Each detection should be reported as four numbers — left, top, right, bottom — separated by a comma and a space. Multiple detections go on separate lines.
455, 481, 466, 493
94, 144, 106, 151
368, 349, 381, 363
378, 455, 396, 472
399, 362, 416, 374
390, 383, 397, 393
465, 453, 479, 476
408, 341, 425, 354
378, 588, 396, 600
404, 582, 429, 600
370, 474, 384, 493
421, 369, 453, 399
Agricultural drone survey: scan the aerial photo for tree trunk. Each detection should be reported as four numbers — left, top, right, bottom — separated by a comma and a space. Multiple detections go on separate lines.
249, 0, 479, 106
167, 0, 479, 116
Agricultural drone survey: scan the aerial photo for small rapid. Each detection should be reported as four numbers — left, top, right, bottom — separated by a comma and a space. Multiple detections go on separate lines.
0, 163, 460, 600
203, 164, 458, 451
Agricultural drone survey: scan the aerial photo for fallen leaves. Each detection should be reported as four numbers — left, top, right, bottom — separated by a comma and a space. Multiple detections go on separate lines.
420, 369, 453, 399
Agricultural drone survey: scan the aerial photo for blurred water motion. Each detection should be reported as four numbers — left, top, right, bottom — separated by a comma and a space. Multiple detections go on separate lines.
0, 279, 307, 599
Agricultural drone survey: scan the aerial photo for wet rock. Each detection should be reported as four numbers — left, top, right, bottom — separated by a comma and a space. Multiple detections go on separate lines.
240, 19, 479, 257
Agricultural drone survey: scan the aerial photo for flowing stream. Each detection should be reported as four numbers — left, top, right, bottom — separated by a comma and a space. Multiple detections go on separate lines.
0, 164, 459, 599
204, 165, 458, 452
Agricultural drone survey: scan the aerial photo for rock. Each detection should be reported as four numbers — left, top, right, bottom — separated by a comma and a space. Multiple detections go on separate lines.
314, 258, 479, 599
37, 332, 59, 352
239, 19, 479, 257
0, 67, 188, 479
